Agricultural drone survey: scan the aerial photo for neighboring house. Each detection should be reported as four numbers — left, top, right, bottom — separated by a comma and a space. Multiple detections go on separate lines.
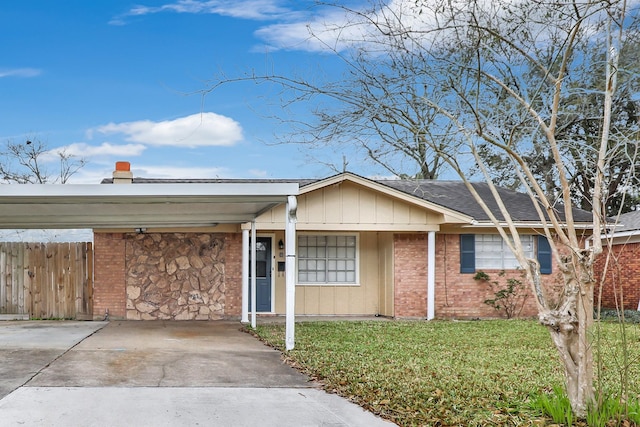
594, 210, 640, 311
91, 166, 593, 321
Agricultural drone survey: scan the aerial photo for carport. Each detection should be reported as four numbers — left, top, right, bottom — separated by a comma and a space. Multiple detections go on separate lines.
0, 181, 299, 349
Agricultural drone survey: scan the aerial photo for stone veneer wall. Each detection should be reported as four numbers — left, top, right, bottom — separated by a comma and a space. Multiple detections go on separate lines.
125, 232, 229, 320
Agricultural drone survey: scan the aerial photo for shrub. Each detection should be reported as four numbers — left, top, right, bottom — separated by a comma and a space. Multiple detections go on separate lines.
474, 270, 528, 319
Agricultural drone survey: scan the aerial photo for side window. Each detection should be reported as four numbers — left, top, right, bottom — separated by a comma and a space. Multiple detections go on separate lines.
460, 234, 551, 274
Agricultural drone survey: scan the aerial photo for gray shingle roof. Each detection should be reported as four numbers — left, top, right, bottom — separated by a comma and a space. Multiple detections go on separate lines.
101, 174, 593, 223
378, 179, 593, 223
613, 210, 640, 232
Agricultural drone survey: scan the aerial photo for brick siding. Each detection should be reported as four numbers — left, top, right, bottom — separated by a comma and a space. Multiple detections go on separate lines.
394, 233, 563, 319
93, 233, 127, 319
393, 234, 428, 317
594, 243, 640, 311
223, 233, 243, 317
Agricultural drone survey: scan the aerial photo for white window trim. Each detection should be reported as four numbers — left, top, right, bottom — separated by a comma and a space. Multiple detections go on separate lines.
296, 232, 360, 287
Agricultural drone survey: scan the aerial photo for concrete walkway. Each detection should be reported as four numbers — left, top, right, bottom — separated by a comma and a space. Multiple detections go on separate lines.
0, 321, 394, 426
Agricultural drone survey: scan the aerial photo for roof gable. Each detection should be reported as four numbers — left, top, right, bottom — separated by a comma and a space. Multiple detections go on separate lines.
299, 173, 473, 224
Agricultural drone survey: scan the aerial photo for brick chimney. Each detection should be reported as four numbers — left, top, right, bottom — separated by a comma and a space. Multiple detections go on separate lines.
113, 161, 133, 184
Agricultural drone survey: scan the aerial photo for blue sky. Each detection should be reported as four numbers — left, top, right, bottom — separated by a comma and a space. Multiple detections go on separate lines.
1, 0, 373, 183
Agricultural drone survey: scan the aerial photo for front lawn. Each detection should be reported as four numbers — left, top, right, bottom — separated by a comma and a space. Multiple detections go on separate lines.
252, 320, 640, 426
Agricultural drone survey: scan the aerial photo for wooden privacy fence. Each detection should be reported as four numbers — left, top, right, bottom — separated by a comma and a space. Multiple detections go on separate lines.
0, 242, 93, 319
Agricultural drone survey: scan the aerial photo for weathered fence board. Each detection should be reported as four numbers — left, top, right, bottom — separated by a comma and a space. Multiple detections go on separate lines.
0, 242, 92, 319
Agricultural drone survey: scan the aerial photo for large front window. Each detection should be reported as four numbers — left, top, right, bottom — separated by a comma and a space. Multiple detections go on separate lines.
298, 234, 358, 284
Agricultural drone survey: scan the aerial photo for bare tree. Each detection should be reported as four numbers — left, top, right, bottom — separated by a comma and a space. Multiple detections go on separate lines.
0, 138, 87, 184
204, 0, 635, 415
477, 38, 640, 215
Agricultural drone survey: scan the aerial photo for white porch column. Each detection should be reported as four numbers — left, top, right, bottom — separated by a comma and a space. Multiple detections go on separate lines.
241, 225, 249, 323
285, 195, 297, 350
251, 221, 257, 329
427, 231, 436, 320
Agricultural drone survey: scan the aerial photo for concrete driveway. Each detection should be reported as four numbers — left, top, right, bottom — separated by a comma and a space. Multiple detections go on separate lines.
0, 321, 394, 426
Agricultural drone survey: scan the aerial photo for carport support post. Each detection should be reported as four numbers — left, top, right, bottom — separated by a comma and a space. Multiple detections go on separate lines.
427, 231, 435, 320
251, 221, 257, 329
285, 195, 297, 350
241, 226, 249, 323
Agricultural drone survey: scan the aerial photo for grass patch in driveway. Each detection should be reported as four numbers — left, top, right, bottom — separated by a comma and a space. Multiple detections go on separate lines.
253, 320, 640, 426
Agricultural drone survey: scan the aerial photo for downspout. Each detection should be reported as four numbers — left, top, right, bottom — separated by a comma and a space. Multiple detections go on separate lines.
285, 195, 297, 351
427, 231, 436, 320
241, 225, 249, 323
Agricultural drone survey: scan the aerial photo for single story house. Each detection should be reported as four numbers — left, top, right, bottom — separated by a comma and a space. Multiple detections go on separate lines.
86, 163, 593, 322
594, 210, 640, 311
0, 162, 596, 334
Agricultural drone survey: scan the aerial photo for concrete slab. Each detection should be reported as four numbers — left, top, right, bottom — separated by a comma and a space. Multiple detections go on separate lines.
0, 321, 107, 399
0, 321, 396, 426
29, 321, 311, 388
0, 387, 393, 427
0, 321, 107, 350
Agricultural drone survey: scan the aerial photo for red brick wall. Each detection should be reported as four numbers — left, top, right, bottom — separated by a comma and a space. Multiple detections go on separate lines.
393, 234, 428, 317
594, 243, 640, 311
224, 233, 242, 317
93, 233, 127, 319
437, 234, 545, 318
394, 233, 563, 319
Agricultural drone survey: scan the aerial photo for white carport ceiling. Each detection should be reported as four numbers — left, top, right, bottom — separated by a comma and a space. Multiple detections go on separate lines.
0, 183, 299, 229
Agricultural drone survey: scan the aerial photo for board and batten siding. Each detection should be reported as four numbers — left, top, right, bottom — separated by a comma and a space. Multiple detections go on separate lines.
286, 232, 380, 315
264, 180, 445, 316
257, 181, 443, 231
377, 232, 395, 317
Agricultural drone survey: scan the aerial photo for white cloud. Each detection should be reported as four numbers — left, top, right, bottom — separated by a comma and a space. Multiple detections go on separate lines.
36, 143, 145, 167
111, 0, 298, 24
53, 142, 147, 159
254, 1, 434, 53
254, 8, 361, 52
0, 68, 42, 78
94, 112, 243, 148
253, 0, 630, 54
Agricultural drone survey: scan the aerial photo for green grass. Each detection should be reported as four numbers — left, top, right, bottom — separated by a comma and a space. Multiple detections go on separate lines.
251, 320, 640, 426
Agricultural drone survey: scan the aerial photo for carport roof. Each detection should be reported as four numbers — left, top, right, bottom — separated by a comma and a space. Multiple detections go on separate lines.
0, 183, 299, 229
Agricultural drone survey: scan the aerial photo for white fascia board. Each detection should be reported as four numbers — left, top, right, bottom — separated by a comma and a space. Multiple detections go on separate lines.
0, 183, 299, 200
464, 221, 595, 230
600, 229, 640, 240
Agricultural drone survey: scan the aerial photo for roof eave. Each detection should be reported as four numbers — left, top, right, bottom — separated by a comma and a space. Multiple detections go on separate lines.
465, 221, 595, 230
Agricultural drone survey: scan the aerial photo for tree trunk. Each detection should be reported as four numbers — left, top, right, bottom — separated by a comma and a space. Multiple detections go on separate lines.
539, 257, 595, 416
